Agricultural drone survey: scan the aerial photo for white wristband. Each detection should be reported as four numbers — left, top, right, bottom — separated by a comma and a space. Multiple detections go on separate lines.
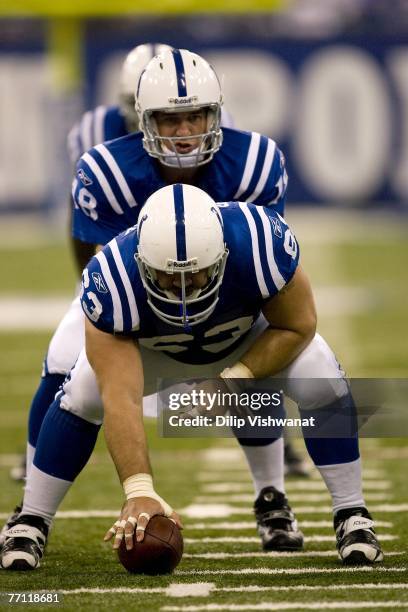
123, 473, 173, 516
219, 361, 255, 379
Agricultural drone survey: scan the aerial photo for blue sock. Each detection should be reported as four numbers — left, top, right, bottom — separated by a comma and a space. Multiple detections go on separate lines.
28, 373, 66, 448
33, 398, 100, 481
300, 392, 359, 465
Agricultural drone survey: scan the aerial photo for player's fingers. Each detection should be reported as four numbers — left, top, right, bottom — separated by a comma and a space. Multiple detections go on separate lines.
104, 519, 121, 542
113, 519, 127, 549
170, 511, 183, 530
124, 516, 137, 550
135, 512, 150, 542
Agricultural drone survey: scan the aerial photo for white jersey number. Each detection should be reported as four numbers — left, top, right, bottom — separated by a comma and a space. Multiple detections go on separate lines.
139, 316, 254, 354
77, 187, 98, 221
81, 269, 103, 322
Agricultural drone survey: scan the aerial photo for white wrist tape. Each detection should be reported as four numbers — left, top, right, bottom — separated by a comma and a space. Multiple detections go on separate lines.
219, 361, 255, 380
123, 473, 173, 516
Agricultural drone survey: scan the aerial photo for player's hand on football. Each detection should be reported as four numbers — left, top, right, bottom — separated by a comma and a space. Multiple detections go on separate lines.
104, 497, 182, 550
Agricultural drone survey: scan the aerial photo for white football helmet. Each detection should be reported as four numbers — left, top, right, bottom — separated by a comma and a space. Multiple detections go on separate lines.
136, 184, 228, 328
119, 43, 173, 132
136, 48, 223, 167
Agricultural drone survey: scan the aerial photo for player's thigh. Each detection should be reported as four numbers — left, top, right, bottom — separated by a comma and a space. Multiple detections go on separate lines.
279, 333, 349, 410
59, 347, 102, 424
46, 296, 85, 375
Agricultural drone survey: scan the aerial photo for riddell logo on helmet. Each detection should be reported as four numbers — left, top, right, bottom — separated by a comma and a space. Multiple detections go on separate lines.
172, 261, 192, 268
168, 96, 199, 105
166, 257, 198, 271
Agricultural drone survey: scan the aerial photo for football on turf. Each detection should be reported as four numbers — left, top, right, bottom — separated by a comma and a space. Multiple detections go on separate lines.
117, 515, 183, 575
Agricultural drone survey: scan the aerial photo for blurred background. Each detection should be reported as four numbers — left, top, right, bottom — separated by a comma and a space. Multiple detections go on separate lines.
0, 0, 407, 397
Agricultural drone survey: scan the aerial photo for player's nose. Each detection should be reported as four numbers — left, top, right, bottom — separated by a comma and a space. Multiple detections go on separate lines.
175, 119, 192, 135
173, 274, 192, 288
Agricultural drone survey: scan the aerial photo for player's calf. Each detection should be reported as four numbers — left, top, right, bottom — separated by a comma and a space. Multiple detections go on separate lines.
335, 506, 383, 565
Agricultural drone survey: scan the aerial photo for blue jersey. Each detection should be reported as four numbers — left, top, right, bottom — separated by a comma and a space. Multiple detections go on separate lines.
67, 105, 128, 165
80, 202, 299, 365
72, 128, 288, 247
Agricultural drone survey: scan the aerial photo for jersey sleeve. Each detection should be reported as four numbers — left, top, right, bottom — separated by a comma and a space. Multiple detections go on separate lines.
80, 237, 141, 335
232, 132, 288, 216
251, 143, 288, 215
71, 144, 136, 246
232, 203, 299, 300
67, 106, 126, 165
80, 254, 116, 334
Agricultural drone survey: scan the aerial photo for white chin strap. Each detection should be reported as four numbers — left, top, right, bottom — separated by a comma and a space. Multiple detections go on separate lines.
162, 145, 205, 168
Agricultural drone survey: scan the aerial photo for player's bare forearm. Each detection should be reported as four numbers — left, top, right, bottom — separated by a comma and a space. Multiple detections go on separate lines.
240, 266, 317, 378
84, 318, 151, 481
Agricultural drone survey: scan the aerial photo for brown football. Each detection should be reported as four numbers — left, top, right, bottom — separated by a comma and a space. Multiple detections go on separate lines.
117, 515, 183, 575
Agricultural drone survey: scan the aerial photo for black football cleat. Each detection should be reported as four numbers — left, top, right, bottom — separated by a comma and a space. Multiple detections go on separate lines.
335, 506, 384, 565
254, 486, 304, 551
0, 504, 22, 550
0, 514, 48, 571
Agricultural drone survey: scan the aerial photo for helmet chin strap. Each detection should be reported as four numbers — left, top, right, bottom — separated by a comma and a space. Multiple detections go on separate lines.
162, 145, 205, 168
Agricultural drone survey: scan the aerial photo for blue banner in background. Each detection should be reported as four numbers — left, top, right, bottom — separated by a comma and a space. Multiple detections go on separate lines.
0, 16, 407, 212
85, 28, 408, 209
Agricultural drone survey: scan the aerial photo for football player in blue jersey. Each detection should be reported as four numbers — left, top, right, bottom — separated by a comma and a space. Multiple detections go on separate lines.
1, 48, 301, 562
7, 43, 175, 486
0, 184, 383, 570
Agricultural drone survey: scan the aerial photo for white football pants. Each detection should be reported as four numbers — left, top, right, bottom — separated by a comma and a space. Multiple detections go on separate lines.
58, 315, 348, 425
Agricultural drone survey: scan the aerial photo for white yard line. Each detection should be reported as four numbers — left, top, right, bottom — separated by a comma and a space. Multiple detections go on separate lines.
184, 535, 397, 544
0, 297, 71, 331
161, 603, 408, 611
41, 583, 408, 597
197, 468, 386, 481
193, 493, 388, 503
187, 520, 394, 530
175, 566, 405, 576
181, 503, 408, 519
0, 505, 404, 521
183, 551, 403, 559
201, 481, 391, 492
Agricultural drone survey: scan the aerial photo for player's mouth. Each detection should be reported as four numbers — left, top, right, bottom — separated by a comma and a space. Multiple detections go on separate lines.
174, 141, 197, 154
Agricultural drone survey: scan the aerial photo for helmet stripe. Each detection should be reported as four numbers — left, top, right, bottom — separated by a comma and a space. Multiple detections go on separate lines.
171, 49, 187, 97
173, 183, 187, 261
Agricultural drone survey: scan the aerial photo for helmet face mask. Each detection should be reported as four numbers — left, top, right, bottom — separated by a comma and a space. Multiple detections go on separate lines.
142, 104, 223, 168
135, 184, 228, 328
136, 49, 223, 168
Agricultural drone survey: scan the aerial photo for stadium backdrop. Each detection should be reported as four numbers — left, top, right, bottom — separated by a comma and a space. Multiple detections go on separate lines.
0, 2, 407, 214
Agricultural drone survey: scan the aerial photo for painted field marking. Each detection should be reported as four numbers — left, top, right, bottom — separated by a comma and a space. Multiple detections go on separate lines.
216, 583, 408, 592
45, 583, 408, 597
174, 566, 405, 576
184, 535, 397, 544
197, 468, 386, 481
182, 551, 404, 559
181, 504, 408, 519
193, 493, 388, 503
201, 481, 391, 493
187, 520, 394, 530
161, 602, 408, 611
